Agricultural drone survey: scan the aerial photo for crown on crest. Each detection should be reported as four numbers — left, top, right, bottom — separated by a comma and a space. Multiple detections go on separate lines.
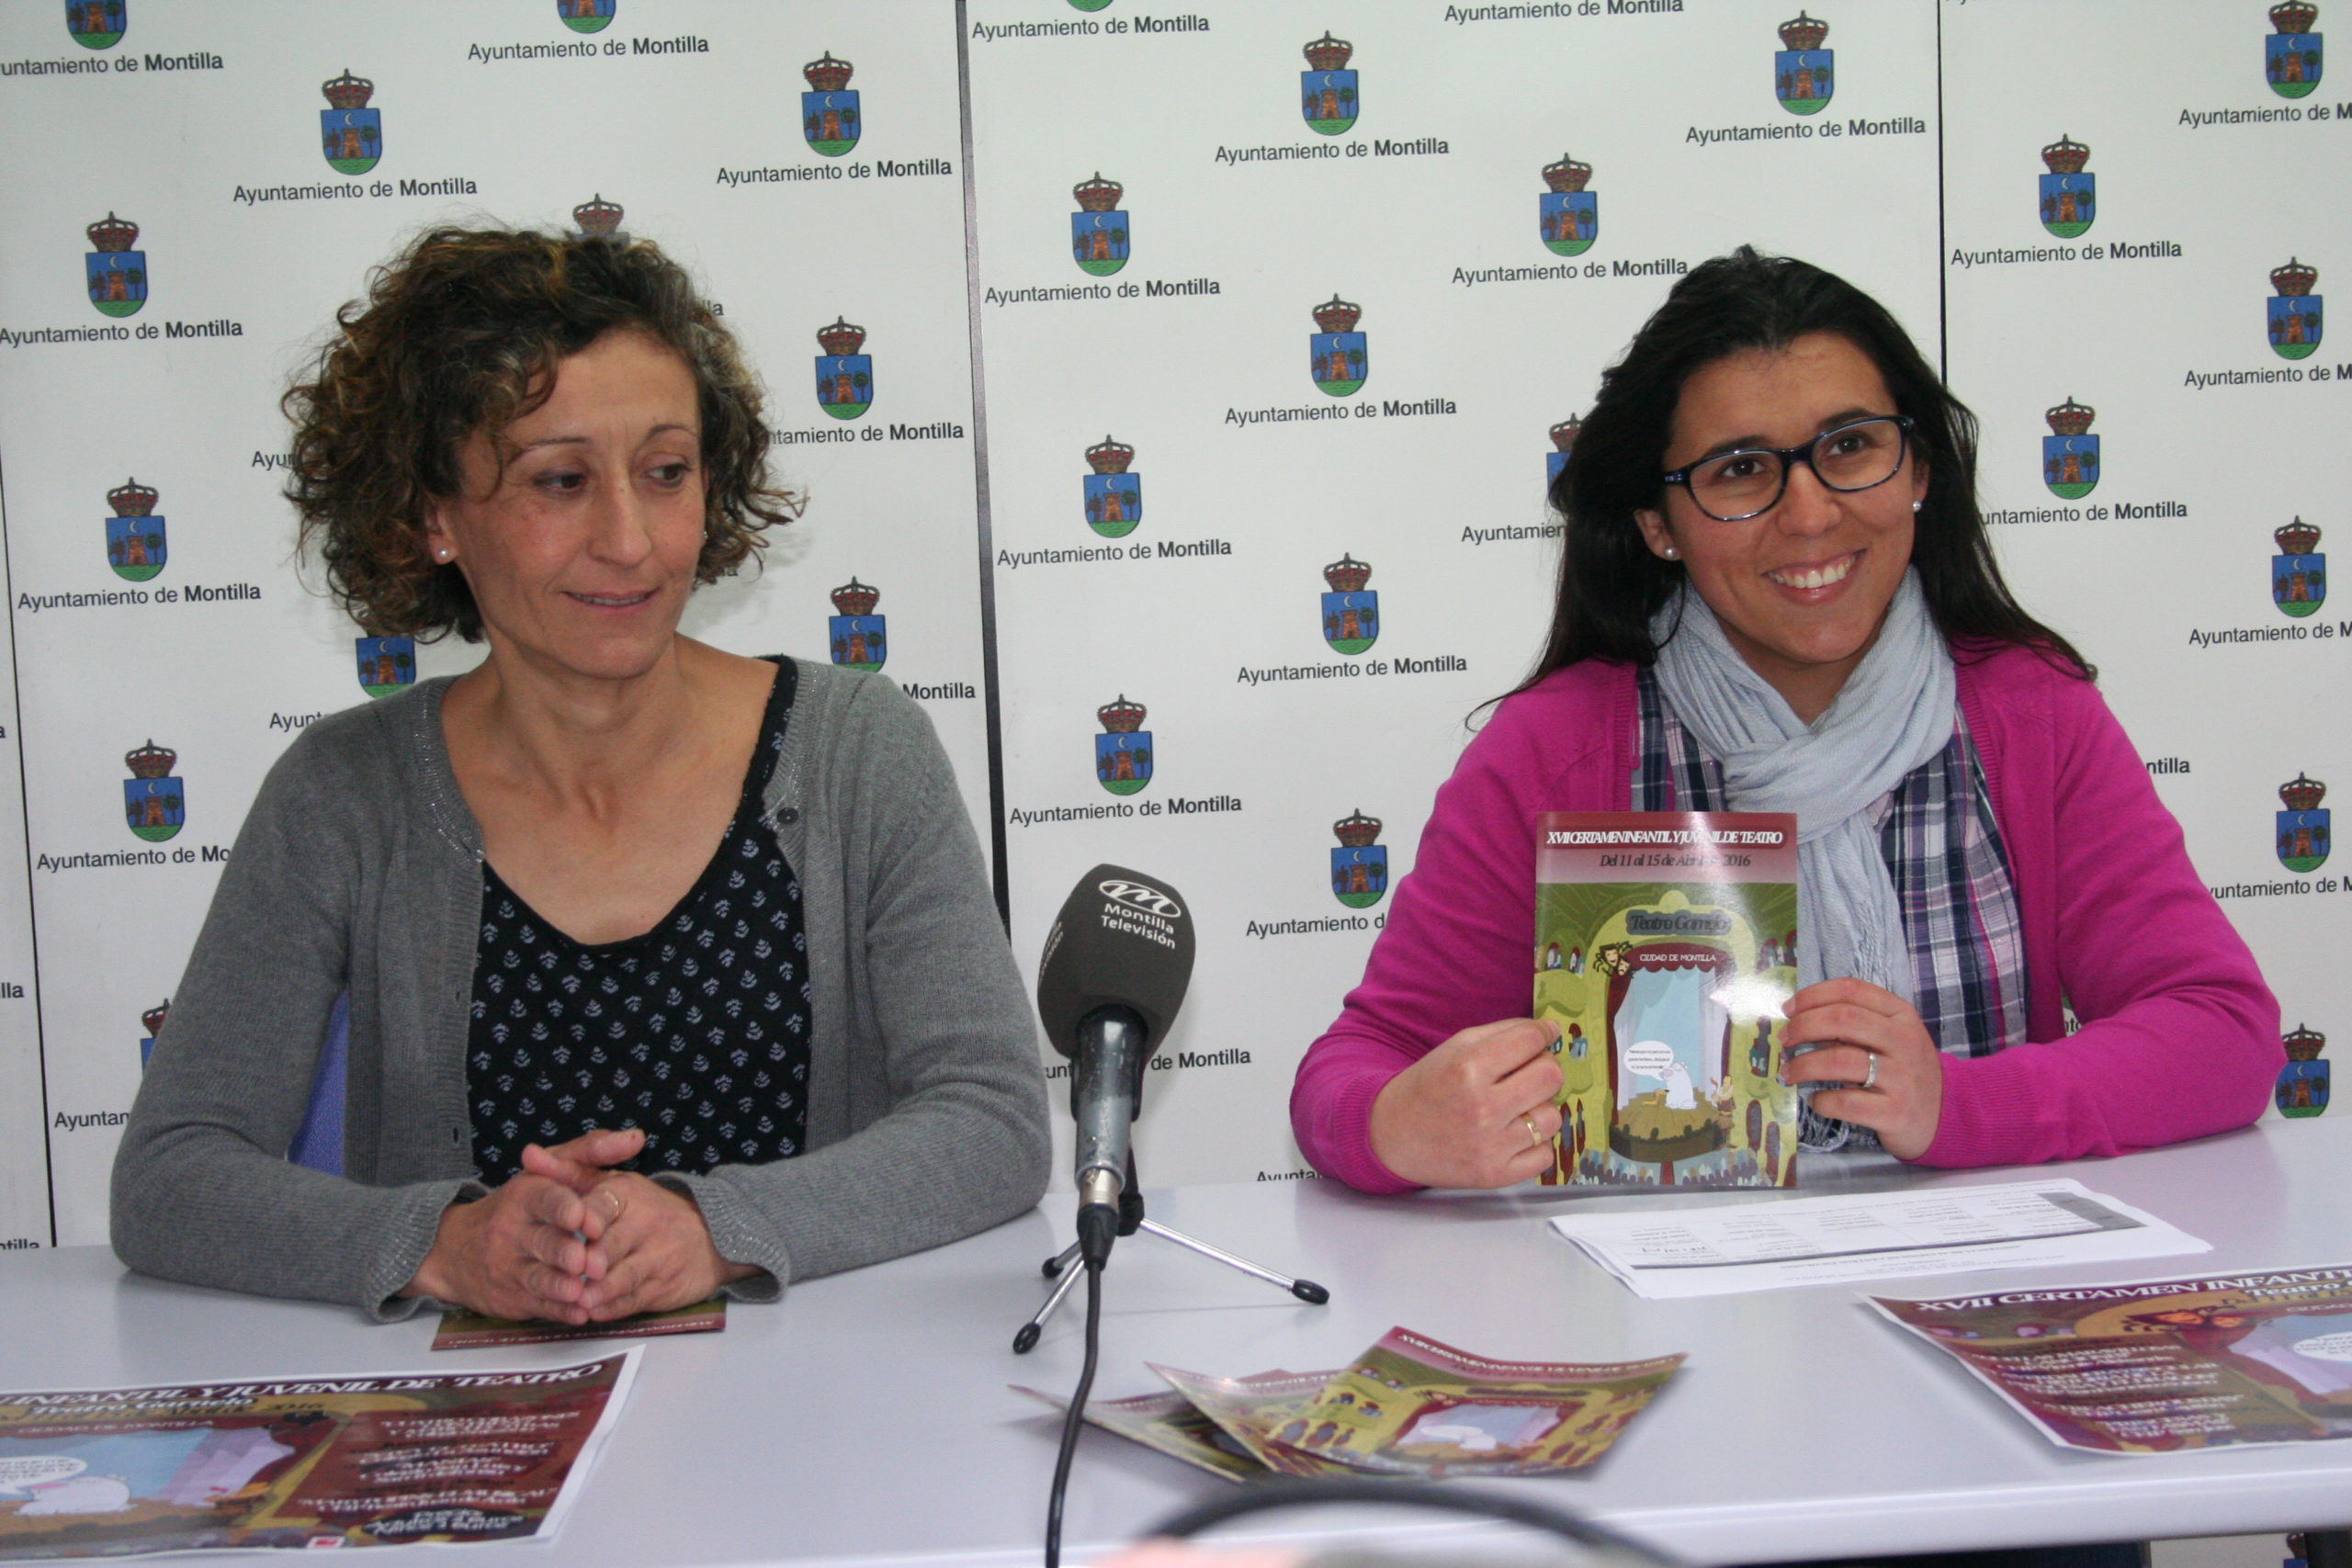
1333, 809, 1382, 848
1303, 31, 1352, 70
107, 478, 158, 517
1098, 695, 1146, 734
2281, 773, 2327, 811
571, 194, 624, 237
1085, 434, 1135, 474
2272, 0, 2319, 34
2044, 397, 2095, 436
141, 1000, 170, 1039
1778, 11, 1828, 50
1073, 173, 1123, 213
817, 317, 866, 355
2041, 134, 2090, 175
1312, 295, 1362, 333
2273, 258, 2319, 297
126, 740, 176, 780
830, 579, 879, 616
2278, 517, 2322, 555
2284, 1022, 2328, 1061
322, 69, 374, 110
86, 213, 138, 253
803, 51, 854, 92
1542, 152, 1593, 193
1550, 414, 1583, 453
1323, 554, 1372, 593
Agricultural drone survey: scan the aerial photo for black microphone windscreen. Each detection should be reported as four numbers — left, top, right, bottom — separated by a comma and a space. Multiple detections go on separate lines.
1035, 865, 1197, 1058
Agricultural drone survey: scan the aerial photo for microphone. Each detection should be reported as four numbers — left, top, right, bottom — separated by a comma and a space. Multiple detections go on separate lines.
1035, 865, 1196, 1266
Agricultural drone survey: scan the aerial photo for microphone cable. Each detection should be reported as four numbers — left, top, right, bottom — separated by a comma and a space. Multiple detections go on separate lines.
1148, 1477, 1679, 1568
1043, 1254, 1105, 1568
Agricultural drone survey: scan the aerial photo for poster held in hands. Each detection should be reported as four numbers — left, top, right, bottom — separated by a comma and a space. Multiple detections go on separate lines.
1534, 812, 1800, 1189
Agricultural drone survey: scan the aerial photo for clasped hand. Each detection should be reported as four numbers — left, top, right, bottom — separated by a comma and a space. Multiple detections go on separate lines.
403, 1128, 757, 1323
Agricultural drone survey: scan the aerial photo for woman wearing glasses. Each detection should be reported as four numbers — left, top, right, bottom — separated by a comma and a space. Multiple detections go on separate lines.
1291, 247, 2279, 1192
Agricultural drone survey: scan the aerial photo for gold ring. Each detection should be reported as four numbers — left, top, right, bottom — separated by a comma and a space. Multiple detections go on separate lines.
1521, 1116, 1544, 1150
606, 1190, 628, 1224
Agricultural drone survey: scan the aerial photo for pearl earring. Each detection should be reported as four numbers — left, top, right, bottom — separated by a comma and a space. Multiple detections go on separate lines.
1663, 546, 1679, 559
1911, 501, 1923, 513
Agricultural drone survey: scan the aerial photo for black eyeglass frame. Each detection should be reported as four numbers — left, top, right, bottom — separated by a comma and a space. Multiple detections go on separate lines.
1659, 413, 1917, 523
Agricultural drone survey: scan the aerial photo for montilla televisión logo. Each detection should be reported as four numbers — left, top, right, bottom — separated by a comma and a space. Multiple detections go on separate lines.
2267, 0, 2323, 98
1083, 436, 1140, 538
124, 739, 184, 843
1549, 415, 1580, 494
829, 579, 886, 671
321, 70, 383, 177
1311, 296, 1366, 398
2039, 136, 2094, 239
2278, 773, 2329, 874
1540, 153, 1596, 257
1775, 12, 1832, 116
2042, 398, 2098, 501
65, 0, 124, 49
139, 999, 169, 1069
1331, 809, 1388, 910
2269, 258, 2322, 360
1302, 32, 1357, 136
1071, 174, 1128, 277
1321, 555, 1378, 655
103, 478, 165, 581
357, 637, 416, 698
2274, 518, 2325, 617
1096, 695, 1152, 796
86, 213, 145, 320
558, 0, 616, 34
2278, 1023, 2329, 1117
815, 318, 872, 420
804, 52, 859, 157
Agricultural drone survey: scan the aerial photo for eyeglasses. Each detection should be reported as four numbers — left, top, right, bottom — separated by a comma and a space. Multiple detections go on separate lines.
1659, 415, 1916, 523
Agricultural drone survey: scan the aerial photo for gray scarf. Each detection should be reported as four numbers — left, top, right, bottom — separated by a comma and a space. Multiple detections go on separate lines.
1649, 570, 1954, 1149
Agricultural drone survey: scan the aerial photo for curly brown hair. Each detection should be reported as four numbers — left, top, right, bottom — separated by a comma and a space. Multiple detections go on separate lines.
284, 225, 800, 640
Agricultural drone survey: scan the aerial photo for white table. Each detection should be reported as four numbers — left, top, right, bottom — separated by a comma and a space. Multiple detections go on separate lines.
6, 1118, 2349, 1567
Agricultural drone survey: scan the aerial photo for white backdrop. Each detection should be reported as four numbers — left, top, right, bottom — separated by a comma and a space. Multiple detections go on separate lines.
0, 0, 2340, 1245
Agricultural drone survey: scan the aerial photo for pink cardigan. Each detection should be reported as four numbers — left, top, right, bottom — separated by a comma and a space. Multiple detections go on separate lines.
1290, 645, 2282, 1193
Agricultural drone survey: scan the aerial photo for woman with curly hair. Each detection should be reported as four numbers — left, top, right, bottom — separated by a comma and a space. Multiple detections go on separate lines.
111, 226, 1048, 1323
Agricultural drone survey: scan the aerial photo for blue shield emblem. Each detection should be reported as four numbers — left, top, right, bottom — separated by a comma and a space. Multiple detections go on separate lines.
2278, 1058, 2331, 1117
804, 91, 860, 156
86, 250, 145, 318
1312, 332, 1366, 397
65, 0, 124, 48
1083, 474, 1141, 538
2276, 552, 2326, 617
1097, 731, 1152, 795
817, 354, 873, 420
2039, 172, 2095, 238
2279, 807, 2330, 873
2270, 294, 2323, 359
1302, 69, 1358, 134
2042, 434, 2099, 500
124, 776, 184, 842
1540, 192, 1597, 256
105, 514, 166, 581
1322, 590, 1379, 654
356, 635, 415, 697
322, 108, 381, 175
1331, 845, 1388, 909
1071, 210, 1129, 276
2268, 31, 2324, 97
1548, 449, 1568, 491
557, 0, 615, 33
829, 615, 887, 671
1776, 49, 1833, 113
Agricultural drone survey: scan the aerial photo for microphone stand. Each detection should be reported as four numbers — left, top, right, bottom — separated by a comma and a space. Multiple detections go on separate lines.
1012, 1148, 1329, 1354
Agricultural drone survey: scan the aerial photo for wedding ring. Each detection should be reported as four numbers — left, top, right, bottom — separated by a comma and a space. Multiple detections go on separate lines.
605, 1190, 628, 1224
1861, 1055, 1879, 1091
1521, 1116, 1544, 1150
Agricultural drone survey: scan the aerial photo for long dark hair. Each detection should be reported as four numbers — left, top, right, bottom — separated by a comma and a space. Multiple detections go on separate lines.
1516, 246, 2088, 692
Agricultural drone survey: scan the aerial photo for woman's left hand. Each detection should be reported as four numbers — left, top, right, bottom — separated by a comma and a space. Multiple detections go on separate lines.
520, 1131, 760, 1320
1779, 977, 1944, 1160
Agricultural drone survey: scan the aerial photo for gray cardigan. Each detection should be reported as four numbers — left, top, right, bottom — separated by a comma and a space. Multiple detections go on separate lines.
111, 660, 1050, 1319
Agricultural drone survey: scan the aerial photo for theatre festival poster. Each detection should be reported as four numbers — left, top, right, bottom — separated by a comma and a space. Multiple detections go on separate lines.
1873, 1265, 2352, 1453
1533, 811, 1801, 1190
0, 1352, 635, 1557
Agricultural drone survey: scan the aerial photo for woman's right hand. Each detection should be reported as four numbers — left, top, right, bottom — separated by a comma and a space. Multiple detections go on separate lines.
1366, 1018, 1565, 1189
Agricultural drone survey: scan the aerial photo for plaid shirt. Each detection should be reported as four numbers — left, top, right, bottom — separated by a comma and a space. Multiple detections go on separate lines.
1634, 667, 2030, 1145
